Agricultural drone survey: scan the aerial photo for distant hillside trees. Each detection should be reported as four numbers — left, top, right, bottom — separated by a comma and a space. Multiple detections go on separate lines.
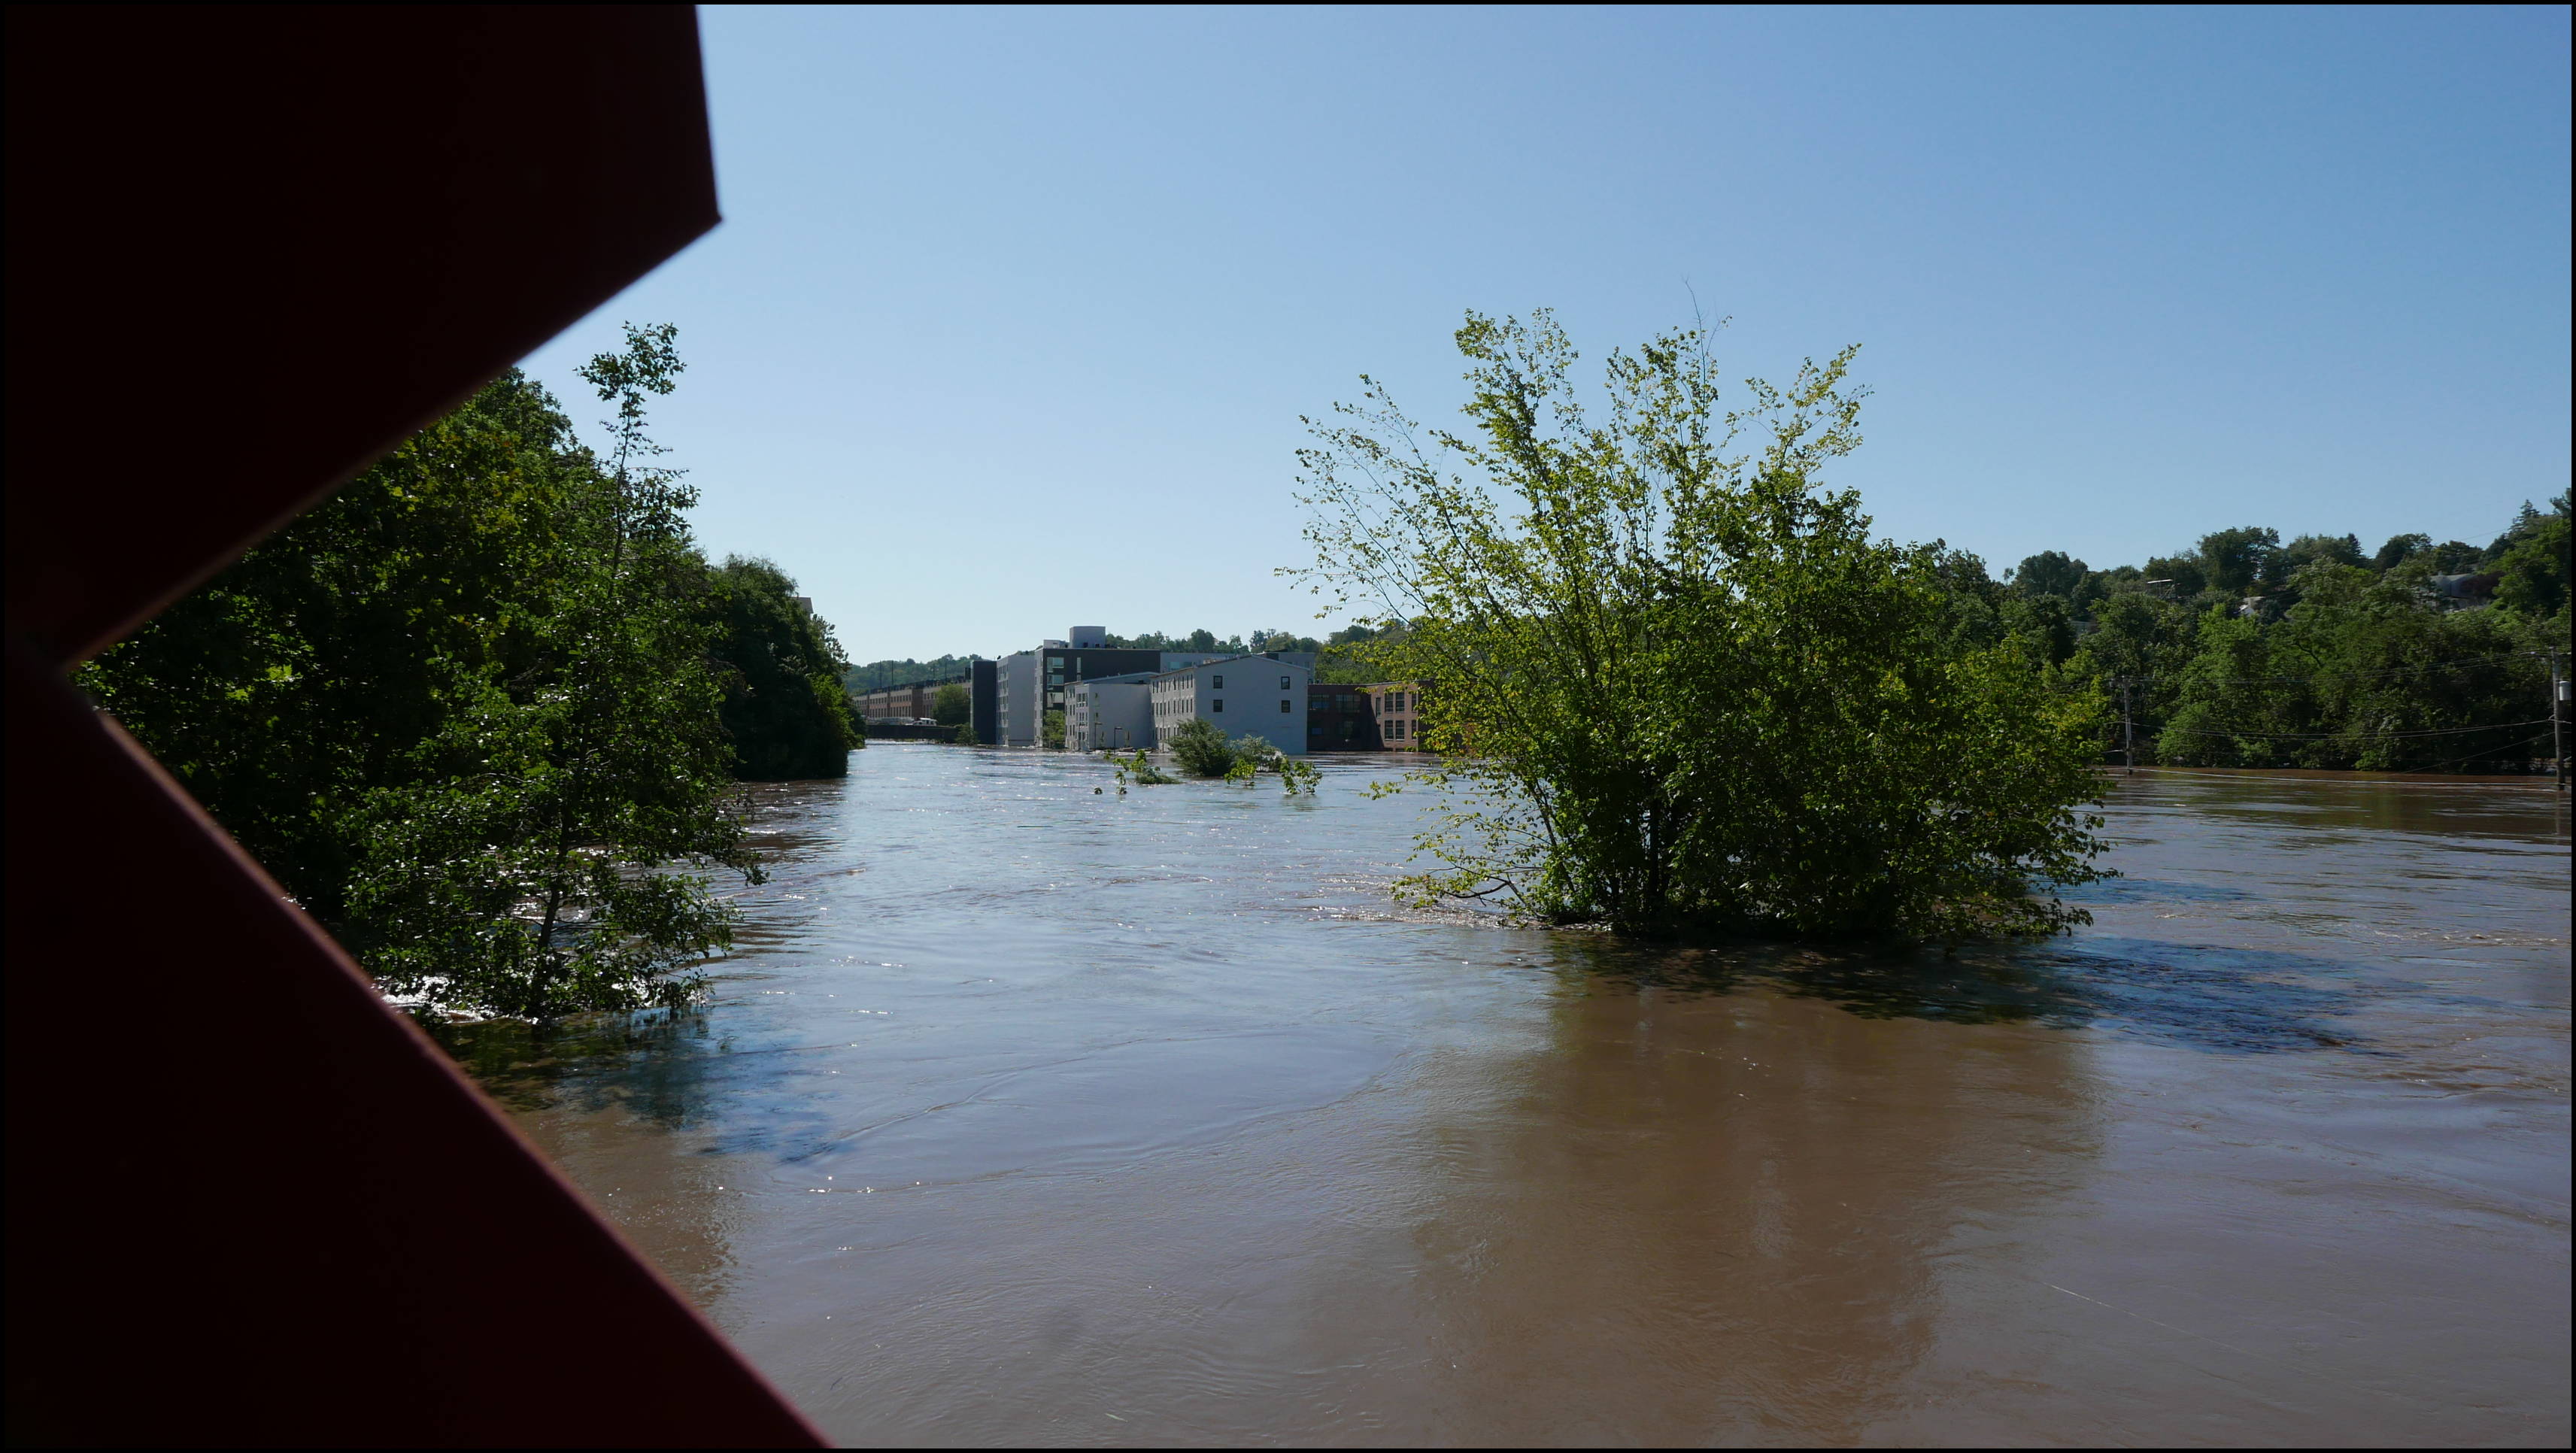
2001, 496, 2568, 770
1103, 628, 1245, 653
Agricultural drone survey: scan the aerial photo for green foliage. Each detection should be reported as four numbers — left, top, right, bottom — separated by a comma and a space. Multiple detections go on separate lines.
2491, 500, 2568, 617
2195, 526, 2280, 597
1113, 748, 1175, 788
2011, 550, 2088, 600
930, 682, 972, 725
706, 556, 857, 780
1164, 717, 1240, 777
82, 326, 763, 1018
2374, 532, 2432, 572
1217, 733, 1316, 793
951, 720, 980, 746
1296, 309, 2108, 942
2017, 493, 2565, 772
2281, 532, 2365, 574
1041, 708, 1066, 749
1103, 628, 1246, 653
2152, 565, 2552, 770
1276, 754, 1321, 796
1313, 620, 1408, 683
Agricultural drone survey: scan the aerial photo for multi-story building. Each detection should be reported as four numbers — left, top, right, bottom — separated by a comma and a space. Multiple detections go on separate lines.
851, 677, 957, 723
851, 658, 997, 742
995, 627, 1228, 746
1151, 655, 1312, 755
1361, 681, 1431, 749
1303, 681, 1434, 751
1064, 673, 1156, 751
1305, 681, 1378, 751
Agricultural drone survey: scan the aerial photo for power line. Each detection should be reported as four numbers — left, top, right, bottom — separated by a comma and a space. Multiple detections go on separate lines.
2160, 717, 2553, 742
2125, 650, 2552, 688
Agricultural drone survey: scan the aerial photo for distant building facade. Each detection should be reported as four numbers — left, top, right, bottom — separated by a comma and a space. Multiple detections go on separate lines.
994, 628, 1230, 746
1065, 672, 1156, 751
852, 678, 955, 723
1151, 655, 1312, 755
1306, 682, 1379, 751
1363, 682, 1428, 748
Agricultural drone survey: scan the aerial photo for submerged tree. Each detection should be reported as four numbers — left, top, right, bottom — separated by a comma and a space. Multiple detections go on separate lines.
348, 323, 761, 1015
706, 555, 859, 780
86, 324, 769, 1016
1294, 310, 2107, 941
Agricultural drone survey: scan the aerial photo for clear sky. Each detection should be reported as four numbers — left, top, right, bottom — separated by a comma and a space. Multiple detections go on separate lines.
516, 5, 2570, 664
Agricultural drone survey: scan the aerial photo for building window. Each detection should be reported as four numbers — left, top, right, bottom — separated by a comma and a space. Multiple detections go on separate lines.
1279, 699, 1291, 713
1390, 720, 1406, 739
1279, 675, 1291, 690
1213, 699, 1224, 712
1213, 674, 1224, 689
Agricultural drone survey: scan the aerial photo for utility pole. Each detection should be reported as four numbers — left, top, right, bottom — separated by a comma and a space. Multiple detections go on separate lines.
2116, 676, 2138, 775
2553, 655, 2566, 790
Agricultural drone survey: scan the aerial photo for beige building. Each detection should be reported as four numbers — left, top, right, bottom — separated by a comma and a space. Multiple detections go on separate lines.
1359, 681, 1431, 750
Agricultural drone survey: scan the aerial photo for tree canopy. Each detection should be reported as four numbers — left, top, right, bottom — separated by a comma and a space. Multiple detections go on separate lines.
83, 326, 858, 1016
1296, 310, 2107, 942
707, 555, 858, 780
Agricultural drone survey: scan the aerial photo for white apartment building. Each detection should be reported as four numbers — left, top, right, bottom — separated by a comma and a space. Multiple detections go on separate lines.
1150, 654, 1312, 755
996, 631, 1237, 748
1064, 673, 1155, 752
994, 648, 1048, 747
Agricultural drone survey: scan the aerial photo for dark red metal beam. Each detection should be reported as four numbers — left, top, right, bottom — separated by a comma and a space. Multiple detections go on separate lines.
5, 8, 825, 1444
6, 6, 724, 667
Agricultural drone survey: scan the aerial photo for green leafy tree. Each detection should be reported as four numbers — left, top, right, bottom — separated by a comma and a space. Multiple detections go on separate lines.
1041, 708, 1066, 749
2491, 496, 2569, 617
2280, 532, 2365, 574
1113, 748, 1175, 788
2011, 550, 2088, 599
83, 372, 585, 925
2429, 539, 2485, 574
83, 327, 764, 1018
1164, 717, 1240, 777
2195, 526, 2280, 596
930, 682, 972, 725
352, 325, 759, 1015
705, 555, 858, 780
1295, 309, 2106, 941
2374, 532, 2432, 572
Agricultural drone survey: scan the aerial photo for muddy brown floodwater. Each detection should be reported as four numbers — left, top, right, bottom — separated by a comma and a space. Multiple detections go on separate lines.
440, 749, 2571, 1447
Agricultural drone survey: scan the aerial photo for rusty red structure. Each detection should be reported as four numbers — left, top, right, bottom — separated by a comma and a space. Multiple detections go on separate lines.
5, 9, 824, 1444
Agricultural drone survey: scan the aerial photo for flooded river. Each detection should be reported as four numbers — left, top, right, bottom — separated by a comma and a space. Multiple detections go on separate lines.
441, 748, 2570, 1446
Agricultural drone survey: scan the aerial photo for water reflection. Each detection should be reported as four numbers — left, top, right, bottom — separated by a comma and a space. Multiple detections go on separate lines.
1374, 978, 2095, 1445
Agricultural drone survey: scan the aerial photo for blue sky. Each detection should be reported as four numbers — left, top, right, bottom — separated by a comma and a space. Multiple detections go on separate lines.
517, 5, 2570, 663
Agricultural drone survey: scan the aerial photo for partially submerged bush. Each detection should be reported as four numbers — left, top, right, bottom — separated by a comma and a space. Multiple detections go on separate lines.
1296, 309, 2106, 942
1165, 717, 1240, 777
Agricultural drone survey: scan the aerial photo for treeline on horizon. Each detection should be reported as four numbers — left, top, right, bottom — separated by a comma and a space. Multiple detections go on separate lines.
845, 623, 1405, 692
1973, 497, 2568, 771
83, 327, 857, 1017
